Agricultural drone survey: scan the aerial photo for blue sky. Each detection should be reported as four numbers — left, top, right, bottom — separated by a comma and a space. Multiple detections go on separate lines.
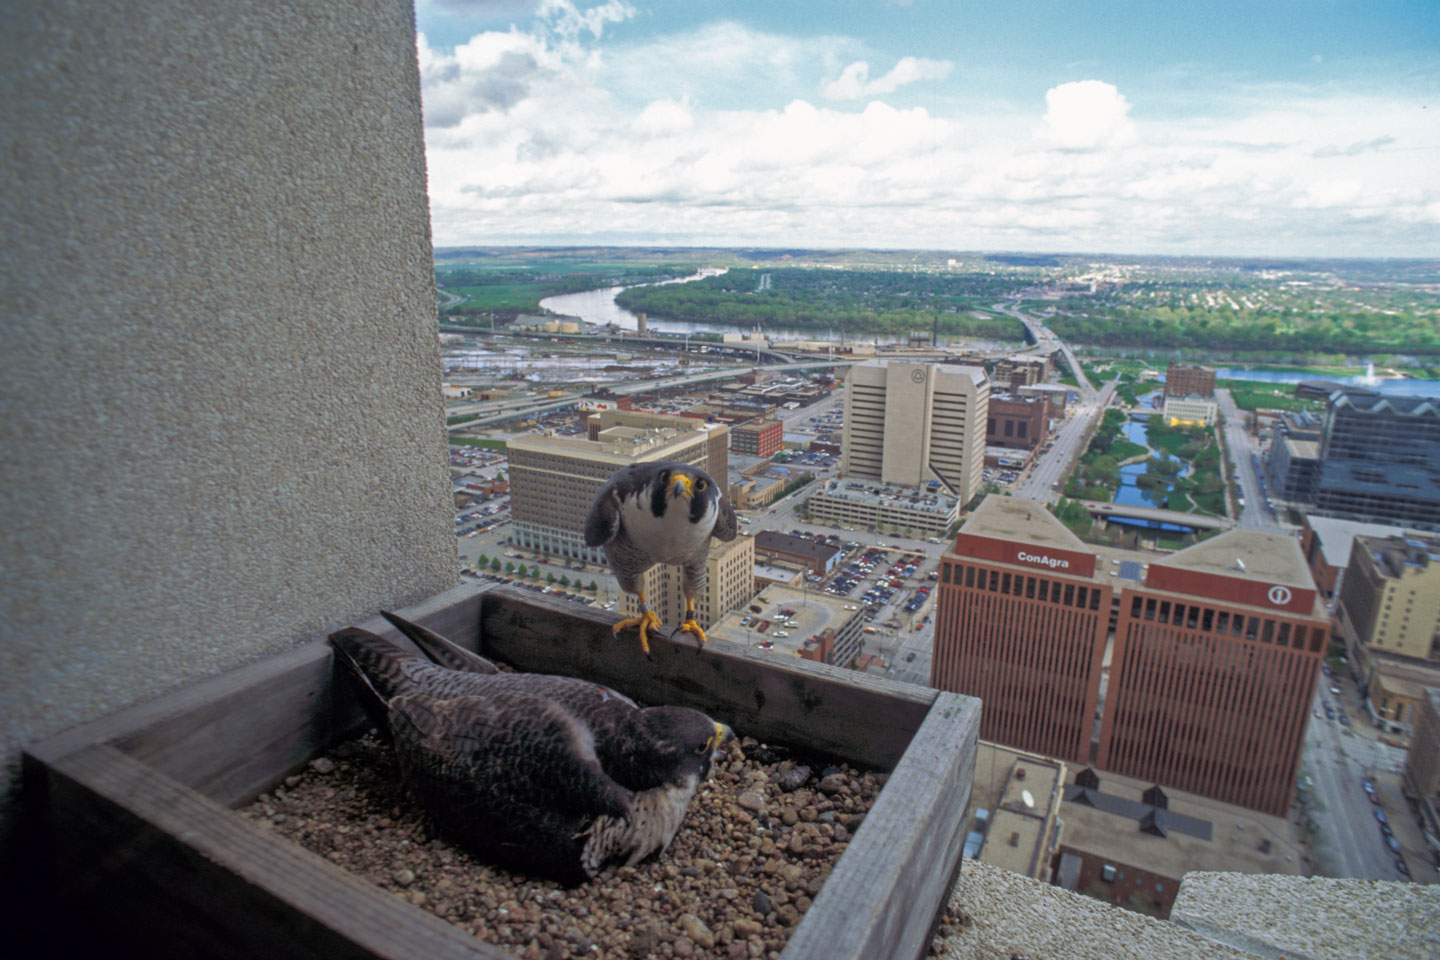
414, 0, 1440, 256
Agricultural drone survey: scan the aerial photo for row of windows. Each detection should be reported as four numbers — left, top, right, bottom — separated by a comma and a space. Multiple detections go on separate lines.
945, 563, 1105, 611
1127, 595, 1324, 651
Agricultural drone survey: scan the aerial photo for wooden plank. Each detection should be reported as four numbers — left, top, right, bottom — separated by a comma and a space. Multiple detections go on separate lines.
29, 582, 493, 807
479, 587, 937, 770
781, 691, 980, 960
34, 742, 507, 960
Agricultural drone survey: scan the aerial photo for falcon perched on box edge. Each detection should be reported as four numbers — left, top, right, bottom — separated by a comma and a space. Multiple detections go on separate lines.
328, 612, 732, 886
584, 460, 738, 658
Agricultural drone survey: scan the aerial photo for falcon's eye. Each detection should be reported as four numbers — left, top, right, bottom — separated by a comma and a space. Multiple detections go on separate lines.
696, 479, 707, 491
694, 743, 708, 755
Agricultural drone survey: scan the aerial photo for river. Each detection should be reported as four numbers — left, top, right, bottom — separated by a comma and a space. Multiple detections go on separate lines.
539, 271, 1020, 349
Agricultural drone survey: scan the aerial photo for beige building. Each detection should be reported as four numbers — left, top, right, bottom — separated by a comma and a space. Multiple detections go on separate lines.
805, 478, 961, 538
1335, 533, 1440, 735
840, 359, 989, 503
621, 534, 755, 632
963, 743, 1067, 882
508, 411, 728, 563
1162, 395, 1218, 427
708, 583, 867, 667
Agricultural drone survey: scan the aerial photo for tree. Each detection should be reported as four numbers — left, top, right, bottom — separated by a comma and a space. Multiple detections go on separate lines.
504, 561, 514, 574
490, 557, 501, 572
546, 572, 557, 584
588, 580, 598, 592
530, 565, 540, 579
559, 574, 570, 587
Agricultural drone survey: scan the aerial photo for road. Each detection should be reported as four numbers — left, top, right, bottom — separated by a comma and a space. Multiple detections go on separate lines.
1215, 387, 1285, 532
1299, 680, 1412, 880
1014, 381, 1116, 502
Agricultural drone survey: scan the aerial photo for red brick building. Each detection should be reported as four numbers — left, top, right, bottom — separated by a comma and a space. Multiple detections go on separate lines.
732, 418, 784, 458
986, 394, 1050, 450
936, 496, 1326, 816
1164, 363, 1215, 399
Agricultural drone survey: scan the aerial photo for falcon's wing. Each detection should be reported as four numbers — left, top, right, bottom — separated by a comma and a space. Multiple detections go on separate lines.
711, 493, 738, 542
392, 690, 634, 823
584, 479, 624, 547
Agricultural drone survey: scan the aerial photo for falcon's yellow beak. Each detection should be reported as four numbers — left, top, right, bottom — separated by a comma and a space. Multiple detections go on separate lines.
706, 721, 734, 762
671, 474, 695, 499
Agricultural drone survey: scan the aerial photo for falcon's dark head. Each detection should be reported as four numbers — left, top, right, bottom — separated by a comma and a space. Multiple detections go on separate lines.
610, 705, 734, 788
650, 463, 722, 525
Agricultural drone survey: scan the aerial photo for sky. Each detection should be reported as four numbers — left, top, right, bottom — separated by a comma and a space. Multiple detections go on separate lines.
414, 0, 1440, 257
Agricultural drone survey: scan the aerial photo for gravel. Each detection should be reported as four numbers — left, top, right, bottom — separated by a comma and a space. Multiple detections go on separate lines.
241, 730, 885, 959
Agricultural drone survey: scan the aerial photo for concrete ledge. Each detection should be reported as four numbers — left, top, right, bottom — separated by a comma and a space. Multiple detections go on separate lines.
1170, 872, 1440, 960
937, 860, 1254, 960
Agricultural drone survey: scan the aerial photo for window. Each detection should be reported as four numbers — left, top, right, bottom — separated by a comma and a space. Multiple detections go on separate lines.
1039, 580, 1050, 602
1100, 864, 1117, 883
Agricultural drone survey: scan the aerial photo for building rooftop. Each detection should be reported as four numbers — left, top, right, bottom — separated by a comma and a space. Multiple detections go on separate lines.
960, 496, 1091, 554
1157, 528, 1315, 592
708, 583, 859, 657
1306, 515, 1420, 569
1284, 437, 1321, 460
819, 479, 961, 515
753, 531, 841, 564
965, 743, 1065, 881
1356, 532, 1440, 578
1058, 767, 1303, 883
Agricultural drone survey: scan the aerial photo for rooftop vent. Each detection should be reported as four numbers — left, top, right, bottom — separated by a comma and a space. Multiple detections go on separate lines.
1075, 767, 1100, 790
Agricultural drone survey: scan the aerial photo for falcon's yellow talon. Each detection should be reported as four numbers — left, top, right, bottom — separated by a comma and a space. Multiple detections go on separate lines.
614, 609, 663, 660
674, 619, 708, 652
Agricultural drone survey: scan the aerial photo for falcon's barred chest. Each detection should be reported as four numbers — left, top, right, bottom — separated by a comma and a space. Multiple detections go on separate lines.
620, 485, 718, 566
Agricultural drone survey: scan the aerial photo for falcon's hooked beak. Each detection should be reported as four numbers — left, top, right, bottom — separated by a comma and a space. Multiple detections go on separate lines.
671, 473, 695, 500
706, 721, 734, 763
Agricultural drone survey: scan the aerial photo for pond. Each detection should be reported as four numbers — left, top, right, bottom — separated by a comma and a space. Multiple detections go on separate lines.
1113, 418, 1192, 508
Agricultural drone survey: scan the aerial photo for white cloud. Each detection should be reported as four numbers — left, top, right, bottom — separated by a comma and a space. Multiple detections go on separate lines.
823, 56, 953, 100
1037, 80, 1136, 151
417, 13, 1440, 256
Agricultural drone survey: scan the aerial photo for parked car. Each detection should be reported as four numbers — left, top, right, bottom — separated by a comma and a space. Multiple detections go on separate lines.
906, 652, 916, 662
1386, 835, 1402, 853
1375, 808, 1389, 825
1363, 779, 1376, 794
1396, 859, 1410, 876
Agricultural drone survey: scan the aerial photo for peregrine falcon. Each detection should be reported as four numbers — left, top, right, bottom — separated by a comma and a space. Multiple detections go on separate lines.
584, 460, 738, 658
328, 611, 732, 885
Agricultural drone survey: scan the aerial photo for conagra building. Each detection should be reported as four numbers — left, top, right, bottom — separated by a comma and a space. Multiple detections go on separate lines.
935, 497, 1326, 816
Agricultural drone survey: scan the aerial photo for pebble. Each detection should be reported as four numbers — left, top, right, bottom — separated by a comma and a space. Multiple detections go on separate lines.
736, 790, 767, 813
241, 729, 884, 960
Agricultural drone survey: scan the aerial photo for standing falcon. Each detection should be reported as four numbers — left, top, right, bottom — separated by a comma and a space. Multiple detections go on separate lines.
329, 611, 732, 886
584, 460, 737, 658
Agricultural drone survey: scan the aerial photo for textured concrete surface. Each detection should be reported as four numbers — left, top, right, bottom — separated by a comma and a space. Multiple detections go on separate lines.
938, 860, 1257, 960
0, 0, 454, 824
1171, 872, 1440, 960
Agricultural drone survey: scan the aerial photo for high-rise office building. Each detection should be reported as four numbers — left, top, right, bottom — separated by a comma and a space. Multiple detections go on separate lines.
936, 496, 1326, 816
840, 360, 988, 503
1312, 392, 1440, 530
508, 411, 728, 563
621, 533, 755, 632
1164, 363, 1215, 399
1334, 532, 1440, 736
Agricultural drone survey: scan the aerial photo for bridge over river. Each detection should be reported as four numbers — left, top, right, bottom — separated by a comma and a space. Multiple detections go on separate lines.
1080, 500, 1235, 532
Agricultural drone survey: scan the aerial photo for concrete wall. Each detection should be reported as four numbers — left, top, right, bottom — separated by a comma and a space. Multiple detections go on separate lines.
0, 0, 455, 833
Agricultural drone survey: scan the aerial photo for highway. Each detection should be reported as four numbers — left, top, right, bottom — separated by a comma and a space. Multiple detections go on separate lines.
1013, 381, 1116, 503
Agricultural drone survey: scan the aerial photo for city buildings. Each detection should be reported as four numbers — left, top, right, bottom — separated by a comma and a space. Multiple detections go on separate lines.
1310, 392, 1440, 530
1053, 767, 1302, 918
1406, 688, 1440, 849
620, 533, 755, 633
936, 496, 1326, 816
508, 411, 728, 562
993, 357, 1050, 390
987, 393, 1051, 450
805, 478, 961, 539
1299, 515, 1418, 600
731, 418, 784, 457
961, 743, 1067, 882
1333, 532, 1440, 736
752, 531, 841, 576
840, 359, 989, 503
707, 583, 866, 667
1164, 363, 1215, 399
1161, 395, 1217, 428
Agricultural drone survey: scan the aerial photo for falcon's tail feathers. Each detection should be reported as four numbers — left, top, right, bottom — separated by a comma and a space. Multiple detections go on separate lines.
328, 627, 418, 707
380, 610, 501, 675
